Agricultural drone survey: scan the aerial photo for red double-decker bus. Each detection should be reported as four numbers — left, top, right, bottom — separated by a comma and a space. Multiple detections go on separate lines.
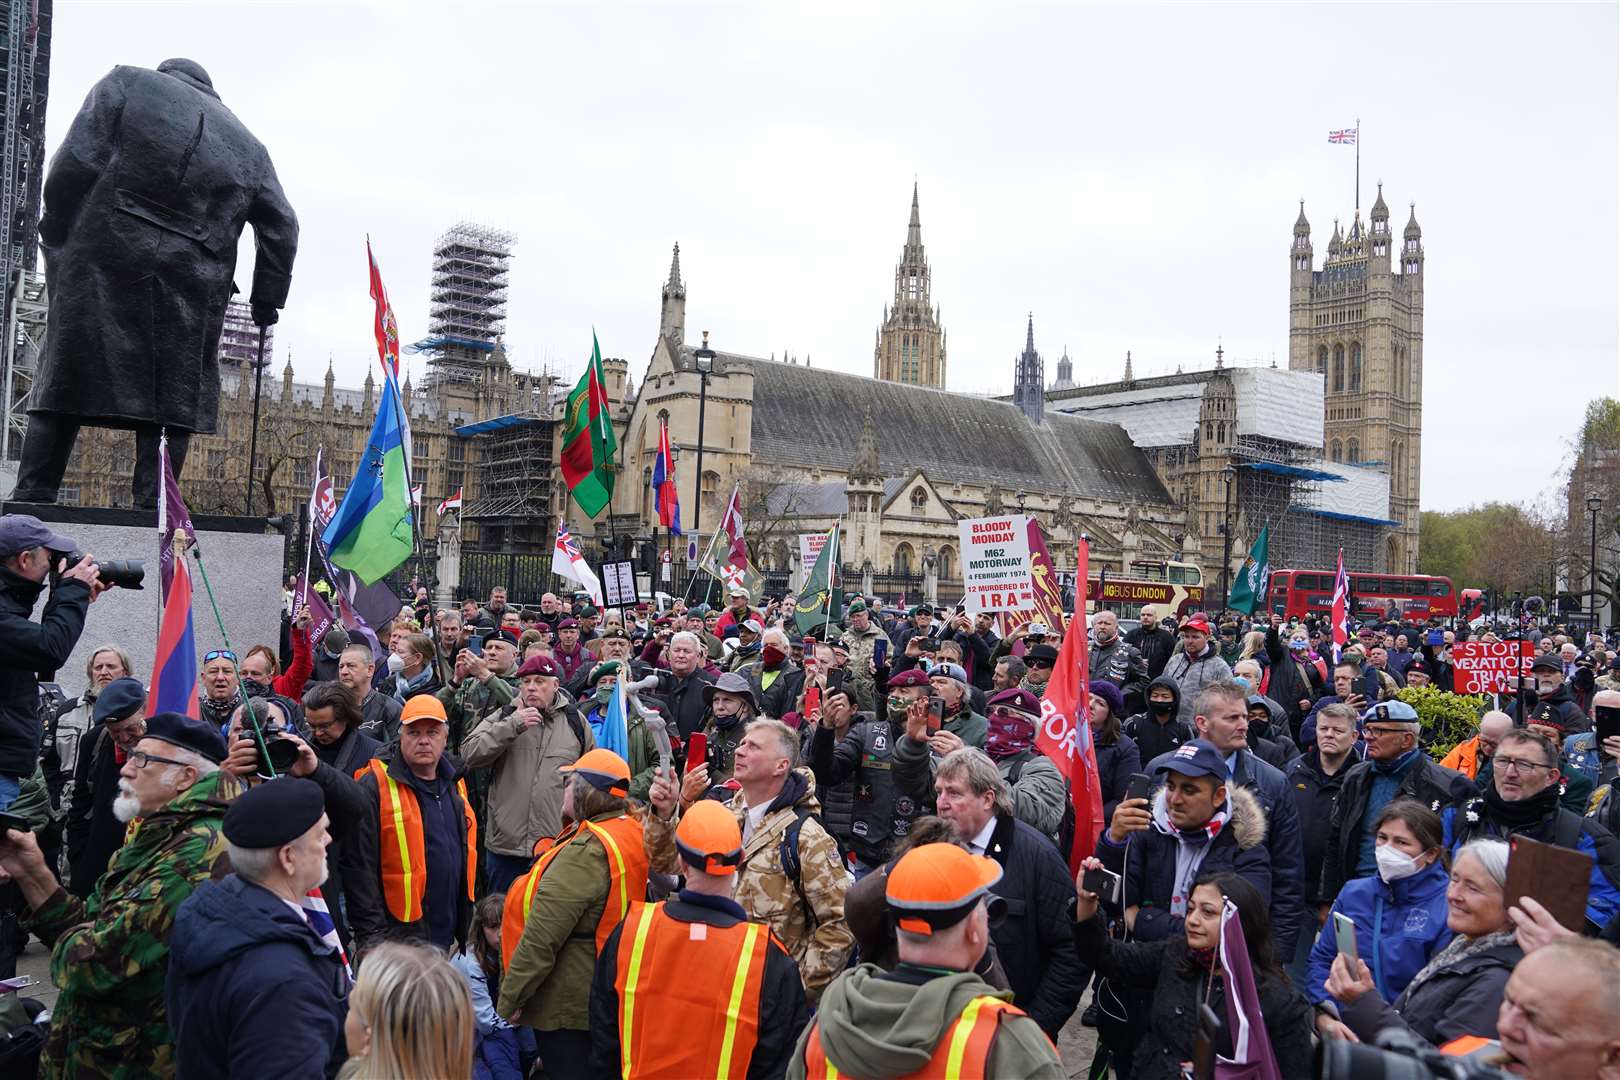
1268, 569, 1466, 622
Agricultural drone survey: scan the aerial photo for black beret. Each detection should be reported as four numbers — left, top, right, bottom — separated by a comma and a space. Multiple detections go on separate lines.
223, 777, 325, 848
489, 628, 521, 648
143, 711, 227, 763
93, 677, 146, 724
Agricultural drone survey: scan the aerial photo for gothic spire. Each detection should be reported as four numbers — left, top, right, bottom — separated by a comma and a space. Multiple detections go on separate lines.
664, 242, 685, 298
1124, 350, 1134, 382
1024, 312, 1035, 354
850, 406, 881, 481
907, 181, 921, 249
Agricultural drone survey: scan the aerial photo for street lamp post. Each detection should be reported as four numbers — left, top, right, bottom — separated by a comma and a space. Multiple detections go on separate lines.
1588, 493, 1604, 631
1220, 463, 1237, 612
691, 331, 716, 594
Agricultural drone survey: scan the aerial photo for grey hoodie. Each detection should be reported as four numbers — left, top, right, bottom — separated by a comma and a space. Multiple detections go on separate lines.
790, 963, 1063, 1079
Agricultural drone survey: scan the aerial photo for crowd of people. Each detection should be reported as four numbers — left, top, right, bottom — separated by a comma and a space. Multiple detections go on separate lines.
0, 510, 1616, 1078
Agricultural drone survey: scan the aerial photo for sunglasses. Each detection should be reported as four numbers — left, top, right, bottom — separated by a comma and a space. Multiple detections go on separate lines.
202, 650, 238, 665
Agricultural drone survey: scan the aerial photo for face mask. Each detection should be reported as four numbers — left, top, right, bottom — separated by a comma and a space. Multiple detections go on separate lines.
1289, 640, 1309, 652
387, 652, 406, 676
593, 685, 614, 705
242, 679, 272, 699
1233, 676, 1252, 692
1375, 844, 1425, 883
1149, 699, 1174, 716
762, 645, 787, 667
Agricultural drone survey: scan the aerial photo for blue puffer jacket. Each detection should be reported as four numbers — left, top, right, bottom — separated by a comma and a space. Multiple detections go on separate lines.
1304, 860, 1453, 1006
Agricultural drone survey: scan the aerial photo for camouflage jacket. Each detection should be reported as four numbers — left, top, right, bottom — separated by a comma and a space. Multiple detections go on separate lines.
437, 671, 518, 754
840, 624, 886, 713
31, 769, 240, 1080
644, 767, 852, 1001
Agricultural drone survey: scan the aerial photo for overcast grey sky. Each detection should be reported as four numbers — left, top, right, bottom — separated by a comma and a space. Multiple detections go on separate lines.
44, 1, 1618, 512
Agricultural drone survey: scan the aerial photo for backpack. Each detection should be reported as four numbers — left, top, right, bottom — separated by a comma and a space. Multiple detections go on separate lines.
1006, 752, 1075, 853
777, 804, 827, 928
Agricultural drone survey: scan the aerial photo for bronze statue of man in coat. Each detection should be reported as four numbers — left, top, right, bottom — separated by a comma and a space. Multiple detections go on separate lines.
13, 58, 298, 509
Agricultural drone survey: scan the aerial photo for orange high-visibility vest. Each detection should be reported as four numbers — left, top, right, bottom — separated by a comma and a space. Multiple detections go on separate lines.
366, 759, 478, 924
802, 995, 1022, 1080
500, 813, 648, 968
612, 901, 771, 1079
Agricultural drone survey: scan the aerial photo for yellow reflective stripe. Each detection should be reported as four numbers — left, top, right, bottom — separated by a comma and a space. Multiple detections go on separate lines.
618, 904, 657, 1080
589, 820, 632, 921
944, 997, 988, 1080
714, 923, 762, 1078
380, 773, 417, 921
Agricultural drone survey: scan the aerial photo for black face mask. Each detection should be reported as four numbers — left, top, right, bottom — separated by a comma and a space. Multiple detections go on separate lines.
1149, 699, 1174, 716
242, 680, 273, 700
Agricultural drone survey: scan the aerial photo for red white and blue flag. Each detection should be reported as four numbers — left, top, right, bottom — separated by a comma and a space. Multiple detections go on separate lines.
1037, 538, 1106, 873
300, 888, 353, 983
651, 418, 682, 535
1328, 127, 1358, 144
437, 488, 463, 517
1330, 547, 1351, 663
367, 238, 413, 465
151, 435, 200, 718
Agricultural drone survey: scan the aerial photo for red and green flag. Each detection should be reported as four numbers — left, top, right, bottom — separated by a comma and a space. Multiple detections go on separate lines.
561, 332, 618, 517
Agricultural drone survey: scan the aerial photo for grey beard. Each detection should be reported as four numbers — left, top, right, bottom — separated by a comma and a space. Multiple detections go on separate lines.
112, 793, 141, 823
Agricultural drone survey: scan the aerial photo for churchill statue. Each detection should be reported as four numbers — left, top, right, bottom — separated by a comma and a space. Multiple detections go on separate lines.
12, 59, 298, 509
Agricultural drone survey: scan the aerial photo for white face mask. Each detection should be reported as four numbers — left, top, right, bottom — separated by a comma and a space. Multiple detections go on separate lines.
386, 652, 406, 676
1375, 844, 1425, 883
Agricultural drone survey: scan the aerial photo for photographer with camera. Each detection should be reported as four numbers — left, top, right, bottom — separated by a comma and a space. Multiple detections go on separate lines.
0, 515, 106, 811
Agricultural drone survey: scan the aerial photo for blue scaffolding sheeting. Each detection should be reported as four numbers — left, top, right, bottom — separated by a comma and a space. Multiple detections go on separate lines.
1239, 460, 1345, 483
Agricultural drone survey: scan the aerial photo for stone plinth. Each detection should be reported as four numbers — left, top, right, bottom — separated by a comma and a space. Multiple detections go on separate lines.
2, 503, 286, 699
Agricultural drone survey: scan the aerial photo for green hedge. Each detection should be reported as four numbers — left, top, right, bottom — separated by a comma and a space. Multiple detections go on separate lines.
1395, 684, 1490, 760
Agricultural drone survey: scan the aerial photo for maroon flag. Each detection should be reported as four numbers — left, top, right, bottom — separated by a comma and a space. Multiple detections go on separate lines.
158, 433, 197, 596
1216, 898, 1284, 1079
1025, 520, 1068, 636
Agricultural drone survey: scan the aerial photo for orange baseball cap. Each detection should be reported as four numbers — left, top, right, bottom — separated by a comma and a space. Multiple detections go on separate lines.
886, 842, 1003, 936
400, 696, 448, 726
557, 748, 631, 796
675, 800, 743, 875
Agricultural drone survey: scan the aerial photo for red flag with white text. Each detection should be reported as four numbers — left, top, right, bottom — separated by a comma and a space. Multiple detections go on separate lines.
1037, 538, 1106, 873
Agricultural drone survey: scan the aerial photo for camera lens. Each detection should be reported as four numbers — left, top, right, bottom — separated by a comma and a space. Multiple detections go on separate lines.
97, 559, 145, 591
261, 736, 301, 776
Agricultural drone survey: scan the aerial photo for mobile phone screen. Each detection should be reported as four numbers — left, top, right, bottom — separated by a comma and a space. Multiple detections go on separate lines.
873, 638, 889, 666
1333, 912, 1358, 958
926, 697, 943, 734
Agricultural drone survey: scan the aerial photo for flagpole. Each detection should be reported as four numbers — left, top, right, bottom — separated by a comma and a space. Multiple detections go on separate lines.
298, 444, 322, 614
820, 521, 841, 644
1355, 117, 1361, 212
386, 376, 426, 594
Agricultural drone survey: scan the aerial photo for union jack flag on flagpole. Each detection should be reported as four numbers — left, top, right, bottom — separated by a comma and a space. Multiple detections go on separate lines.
1327, 128, 1358, 144
1329, 547, 1351, 663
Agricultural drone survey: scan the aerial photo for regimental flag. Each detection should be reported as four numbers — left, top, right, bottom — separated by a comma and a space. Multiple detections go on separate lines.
651, 417, 682, 535
367, 239, 412, 465
1037, 538, 1106, 874
1228, 524, 1271, 616
1217, 899, 1284, 1079
794, 524, 841, 635
1330, 547, 1351, 662
437, 488, 463, 517
152, 436, 200, 719
1026, 520, 1068, 636
552, 524, 604, 607
1328, 127, 1358, 144
307, 450, 398, 631
697, 482, 765, 595
322, 374, 414, 585
560, 332, 618, 518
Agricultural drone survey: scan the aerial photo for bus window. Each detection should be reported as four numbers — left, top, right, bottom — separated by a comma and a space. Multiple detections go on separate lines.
1429, 579, 1451, 597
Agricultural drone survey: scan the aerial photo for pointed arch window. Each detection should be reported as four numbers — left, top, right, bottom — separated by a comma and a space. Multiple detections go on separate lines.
1317, 346, 1328, 374
1330, 439, 1343, 463
1347, 438, 1361, 464
1349, 343, 1362, 392
893, 543, 915, 576
910, 487, 927, 512
939, 545, 955, 581
1331, 346, 1345, 392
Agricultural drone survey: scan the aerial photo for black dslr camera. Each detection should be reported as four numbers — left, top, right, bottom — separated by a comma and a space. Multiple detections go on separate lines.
57, 551, 145, 590
1318, 1028, 1514, 1080
238, 699, 301, 778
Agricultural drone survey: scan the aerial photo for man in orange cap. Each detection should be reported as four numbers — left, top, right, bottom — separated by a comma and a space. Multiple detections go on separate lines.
791, 843, 1063, 1079
350, 694, 477, 952
499, 748, 648, 1080
589, 800, 806, 1079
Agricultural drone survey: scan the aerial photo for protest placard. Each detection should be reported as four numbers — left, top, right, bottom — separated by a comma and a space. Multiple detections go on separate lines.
1451, 640, 1533, 695
958, 514, 1034, 613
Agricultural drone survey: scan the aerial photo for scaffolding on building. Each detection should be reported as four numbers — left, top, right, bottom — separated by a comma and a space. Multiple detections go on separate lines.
0, 0, 49, 414
456, 412, 555, 554
411, 222, 515, 387
1232, 433, 1389, 574
1, 267, 45, 478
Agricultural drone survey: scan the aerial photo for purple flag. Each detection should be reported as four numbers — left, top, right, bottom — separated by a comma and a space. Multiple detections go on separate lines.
157, 434, 197, 596
1216, 899, 1283, 1080
294, 573, 336, 649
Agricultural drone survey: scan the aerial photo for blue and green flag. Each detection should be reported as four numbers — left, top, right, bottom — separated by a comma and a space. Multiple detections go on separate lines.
322, 375, 414, 584
1228, 523, 1270, 616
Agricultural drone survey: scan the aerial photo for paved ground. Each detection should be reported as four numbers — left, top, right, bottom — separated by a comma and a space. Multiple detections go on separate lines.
19, 935, 1101, 1075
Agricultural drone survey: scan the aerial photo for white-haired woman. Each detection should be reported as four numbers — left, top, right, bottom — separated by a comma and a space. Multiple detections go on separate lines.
1323, 838, 1521, 1046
